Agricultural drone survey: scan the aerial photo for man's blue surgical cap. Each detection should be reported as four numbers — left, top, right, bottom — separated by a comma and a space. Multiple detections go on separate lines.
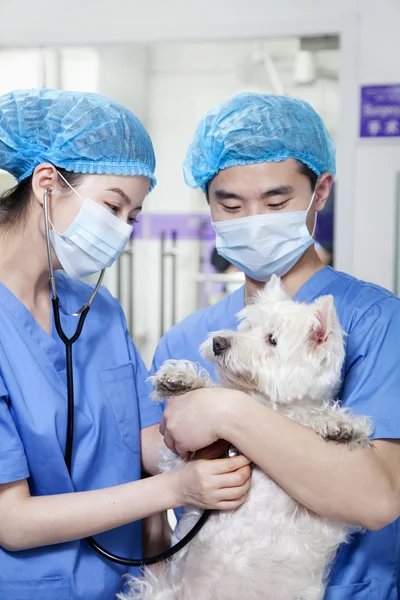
0, 88, 156, 190
183, 93, 335, 191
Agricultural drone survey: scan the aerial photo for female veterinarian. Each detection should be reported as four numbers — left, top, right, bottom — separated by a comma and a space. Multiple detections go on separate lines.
153, 93, 400, 599
0, 89, 251, 600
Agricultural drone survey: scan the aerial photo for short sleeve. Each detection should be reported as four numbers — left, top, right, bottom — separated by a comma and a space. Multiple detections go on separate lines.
126, 334, 162, 430
340, 297, 400, 440
149, 335, 171, 377
0, 374, 29, 484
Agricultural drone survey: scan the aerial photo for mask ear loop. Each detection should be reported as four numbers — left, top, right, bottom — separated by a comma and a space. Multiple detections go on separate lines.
47, 171, 83, 235
43, 186, 105, 316
307, 181, 319, 238
57, 170, 85, 202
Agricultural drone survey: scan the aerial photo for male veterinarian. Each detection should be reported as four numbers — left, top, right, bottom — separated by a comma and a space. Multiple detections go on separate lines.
152, 93, 400, 599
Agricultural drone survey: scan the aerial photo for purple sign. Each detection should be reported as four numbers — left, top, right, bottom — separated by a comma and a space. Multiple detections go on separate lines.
132, 213, 214, 240
360, 85, 400, 138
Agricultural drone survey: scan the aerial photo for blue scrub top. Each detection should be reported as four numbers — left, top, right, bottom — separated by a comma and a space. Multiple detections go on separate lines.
151, 266, 400, 600
0, 272, 162, 600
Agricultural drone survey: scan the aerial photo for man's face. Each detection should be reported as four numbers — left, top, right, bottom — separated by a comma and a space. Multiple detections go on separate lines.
208, 159, 332, 236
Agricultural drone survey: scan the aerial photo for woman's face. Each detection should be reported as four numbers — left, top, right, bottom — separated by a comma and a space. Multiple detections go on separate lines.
50, 173, 151, 234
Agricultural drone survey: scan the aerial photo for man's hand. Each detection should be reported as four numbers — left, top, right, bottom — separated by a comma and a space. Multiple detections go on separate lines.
159, 388, 245, 457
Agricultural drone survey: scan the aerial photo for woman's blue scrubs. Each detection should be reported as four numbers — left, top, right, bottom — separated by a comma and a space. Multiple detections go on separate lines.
152, 266, 400, 600
0, 272, 162, 600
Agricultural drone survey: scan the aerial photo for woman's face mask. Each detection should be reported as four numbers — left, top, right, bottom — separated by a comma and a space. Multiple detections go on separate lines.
47, 172, 148, 280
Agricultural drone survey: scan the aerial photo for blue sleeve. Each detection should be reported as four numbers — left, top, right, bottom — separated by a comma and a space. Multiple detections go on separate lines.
341, 297, 400, 440
128, 336, 163, 430
0, 374, 29, 484
149, 335, 171, 377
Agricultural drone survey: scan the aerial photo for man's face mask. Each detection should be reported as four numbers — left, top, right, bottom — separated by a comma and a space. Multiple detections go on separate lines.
212, 186, 318, 282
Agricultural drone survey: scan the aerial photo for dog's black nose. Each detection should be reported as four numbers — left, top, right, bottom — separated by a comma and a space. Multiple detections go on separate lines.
213, 336, 230, 356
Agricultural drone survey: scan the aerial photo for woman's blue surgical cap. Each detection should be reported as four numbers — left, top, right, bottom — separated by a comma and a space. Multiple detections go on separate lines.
183, 93, 336, 191
0, 88, 156, 190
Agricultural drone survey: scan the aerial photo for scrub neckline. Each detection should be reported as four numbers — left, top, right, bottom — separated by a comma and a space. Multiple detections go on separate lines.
0, 272, 71, 372
237, 266, 339, 311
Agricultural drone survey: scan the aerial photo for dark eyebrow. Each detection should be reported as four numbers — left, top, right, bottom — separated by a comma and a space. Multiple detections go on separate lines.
260, 185, 294, 199
214, 185, 294, 202
107, 187, 133, 206
214, 189, 246, 201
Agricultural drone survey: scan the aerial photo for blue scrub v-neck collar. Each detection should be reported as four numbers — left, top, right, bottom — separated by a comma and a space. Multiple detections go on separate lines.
233, 266, 339, 314
293, 266, 339, 303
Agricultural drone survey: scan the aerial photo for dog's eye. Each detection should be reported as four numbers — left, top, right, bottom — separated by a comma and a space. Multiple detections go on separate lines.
267, 334, 277, 346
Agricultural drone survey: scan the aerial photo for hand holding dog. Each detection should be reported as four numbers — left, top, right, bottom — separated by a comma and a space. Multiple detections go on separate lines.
173, 452, 251, 510
160, 388, 247, 457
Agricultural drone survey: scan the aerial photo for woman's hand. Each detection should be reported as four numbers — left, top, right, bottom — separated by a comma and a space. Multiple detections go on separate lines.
160, 388, 247, 457
173, 454, 252, 511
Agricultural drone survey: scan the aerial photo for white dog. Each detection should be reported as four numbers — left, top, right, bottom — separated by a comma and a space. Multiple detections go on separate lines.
121, 275, 372, 600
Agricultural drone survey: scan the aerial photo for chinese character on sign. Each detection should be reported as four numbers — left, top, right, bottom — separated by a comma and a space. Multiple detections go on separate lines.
360, 85, 400, 138
367, 120, 381, 136
385, 120, 399, 135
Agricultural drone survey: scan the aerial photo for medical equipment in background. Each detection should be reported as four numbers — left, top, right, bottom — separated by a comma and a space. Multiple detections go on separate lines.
116, 239, 135, 336
160, 229, 178, 337
194, 271, 245, 307
43, 190, 212, 567
197, 220, 245, 308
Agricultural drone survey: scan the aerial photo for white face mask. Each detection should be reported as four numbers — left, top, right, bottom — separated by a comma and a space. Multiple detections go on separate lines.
212, 188, 317, 282
49, 174, 133, 280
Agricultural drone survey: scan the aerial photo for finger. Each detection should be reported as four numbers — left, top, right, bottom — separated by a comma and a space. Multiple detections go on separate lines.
217, 492, 249, 511
163, 431, 178, 455
208, 454, 252, 475
216, 477, 251, 501
175, 442, 189, 460
165, 395, 179, 408
159, 415, 166, 436
215, 465, 251, 488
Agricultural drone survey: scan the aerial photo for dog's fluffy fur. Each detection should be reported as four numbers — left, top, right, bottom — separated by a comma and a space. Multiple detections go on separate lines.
120, 276, 372, 600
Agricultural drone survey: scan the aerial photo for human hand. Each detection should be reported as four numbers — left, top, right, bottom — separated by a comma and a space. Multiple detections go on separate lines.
173, 454, 252, 511
159, 387, 246, 457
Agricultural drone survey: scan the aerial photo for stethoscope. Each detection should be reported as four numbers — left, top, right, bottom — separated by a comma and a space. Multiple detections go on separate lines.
43, 188, 212, 566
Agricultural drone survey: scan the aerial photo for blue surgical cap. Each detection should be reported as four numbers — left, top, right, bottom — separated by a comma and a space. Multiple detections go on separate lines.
0, 88, 156, 190
183, 93, 335, 191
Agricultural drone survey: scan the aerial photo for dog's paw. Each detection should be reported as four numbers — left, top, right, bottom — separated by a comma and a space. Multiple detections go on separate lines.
148, 360, 212, 402
318, 414, 372, 448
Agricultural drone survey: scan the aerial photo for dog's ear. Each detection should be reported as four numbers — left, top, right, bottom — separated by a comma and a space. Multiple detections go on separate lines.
260, 275, 290, 305
309, 295, 335, 345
